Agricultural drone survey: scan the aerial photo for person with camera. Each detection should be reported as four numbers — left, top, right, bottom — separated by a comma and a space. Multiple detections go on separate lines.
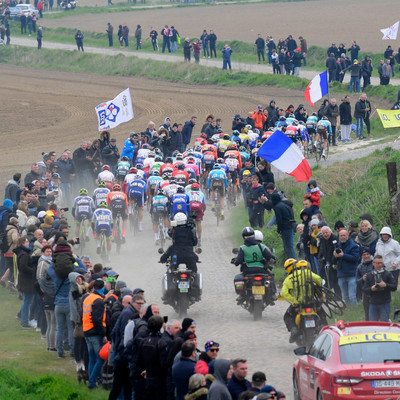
333, 229, 359, 305
222, 44, 232, 71
363, 255, 397, 322
356, 248, 373, 320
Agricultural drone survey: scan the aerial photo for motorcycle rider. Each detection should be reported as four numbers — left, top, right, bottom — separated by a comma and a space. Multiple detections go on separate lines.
232, 227, 276, 304
160, 212, 198, 273
281, 259, 325, 343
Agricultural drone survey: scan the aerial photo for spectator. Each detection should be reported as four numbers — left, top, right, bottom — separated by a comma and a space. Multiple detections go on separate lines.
292, 47, 303, 77
342, 59, 361, 93
299, 36, 307, 65
208, 359, 233, 400
334, 229, 359, 305
182, 116, 197, 152
255, 34, 265, 64
326, 53, 337, 82
363, 255, 397, 322
228, 359, 251, 400
193, 40, 201, 64
37, 26, 42, 49
75, 30, 84, 52
355, 219, 378, 255
375, 226, 400, 284
135, 24, 142, 50
4, 173, 21, 203
101, 138, 120, 174
347, 40, 360, 61
384, 45, 395, 77
183, 37, 192, 63
354, 93, 370, 140
222, 44, 232, 71
170, 26, 179, 53
356, 248, 373, 320
361, 55, 373, 90
149, 26, 158, 51
122, 24, 129, 47
195, 339, 219, 375
185, 374, 208, 400
209, 30, 217, 58
106, 22, 113, 47
200, 30, 209, 58
339, 95, 352, 143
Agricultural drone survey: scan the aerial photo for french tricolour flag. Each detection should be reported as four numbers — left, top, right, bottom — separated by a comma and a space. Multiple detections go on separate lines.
304, 71, 328, 107
257, 130, 312, 182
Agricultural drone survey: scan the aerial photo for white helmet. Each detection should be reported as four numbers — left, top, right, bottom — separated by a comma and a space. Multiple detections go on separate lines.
174, 212, 187, 225
254, 230, 264, 243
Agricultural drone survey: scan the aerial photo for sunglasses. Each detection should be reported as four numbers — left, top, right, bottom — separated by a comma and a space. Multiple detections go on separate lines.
209, 348, 219, 353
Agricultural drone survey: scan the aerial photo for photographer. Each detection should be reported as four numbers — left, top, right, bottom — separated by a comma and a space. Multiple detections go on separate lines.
333, 229, 359, 305
232, 114, 246, 132
363, 255, 397, 322
222, 44, 232, 71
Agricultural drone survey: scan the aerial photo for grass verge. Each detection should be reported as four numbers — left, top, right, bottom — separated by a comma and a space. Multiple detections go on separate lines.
0, 289, 108, 399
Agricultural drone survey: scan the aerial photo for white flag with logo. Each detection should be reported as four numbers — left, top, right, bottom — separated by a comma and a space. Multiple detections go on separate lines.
381, 21, 399, 40
96, 88, 134, 131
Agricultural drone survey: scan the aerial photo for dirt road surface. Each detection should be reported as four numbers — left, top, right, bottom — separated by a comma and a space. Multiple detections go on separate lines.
42, 0, 399, 53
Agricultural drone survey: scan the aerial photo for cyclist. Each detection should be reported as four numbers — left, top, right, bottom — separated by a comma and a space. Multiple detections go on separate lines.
143, 151, 156, 172
160, 157, 175, 176
238, 146, 250, 164
150, 188, 170, 245
72, 188, 95, 240
306, 112, 318, 138
97, 165, 115, 190
92, 201, 113, 260
248, 128, 261, 149
224, 152, 241, 203
116, 156, 131, 185
297, 122, 310, 149
136, 143, 151, 165
201, 143, 217, 185
238, 128, 250, 149
170, 186, 190, 219
208, 163, 228, 220
150, 156, 164, 175
123, 167, 139, 193
217, 134, 232, 158
315, 116, 332, 159
188, 182, 206, 246
127, 174, 147, 232
135, 164, 147, 180
194, 133, 208, 146
185, 178, 198, 193
147, 170, 163, 206
172, 163, 189, 187
185, 157, 200, 181
164, 177, 180, 198
106, 184, 129, 242
93, 181, 110, 208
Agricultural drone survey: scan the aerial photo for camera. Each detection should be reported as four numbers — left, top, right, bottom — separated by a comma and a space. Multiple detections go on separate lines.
61, 207, 69, 212
335, 248, 342, 254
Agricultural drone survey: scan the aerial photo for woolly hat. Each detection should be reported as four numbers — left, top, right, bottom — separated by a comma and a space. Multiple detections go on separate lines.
3, 199, 13, 209
182, 318, 195, 332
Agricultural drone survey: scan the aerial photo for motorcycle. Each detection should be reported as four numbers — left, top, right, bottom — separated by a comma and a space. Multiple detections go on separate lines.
159, 249, 202, 317
232, 248, 276, 321
294, 303, 322, 349
61, 0, 76, 10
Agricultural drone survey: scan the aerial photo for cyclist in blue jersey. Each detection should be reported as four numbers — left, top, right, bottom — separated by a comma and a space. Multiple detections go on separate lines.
127, 176, 147, 232
208, 163, 228, 219
170, 186, 190, 219
92, 201, 113, 259
72, 188, 95, 239
151, 188, 170, 245
93, 181, 110, 208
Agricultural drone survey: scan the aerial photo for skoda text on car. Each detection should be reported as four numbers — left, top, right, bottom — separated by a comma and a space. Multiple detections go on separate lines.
293, 321, 400, 400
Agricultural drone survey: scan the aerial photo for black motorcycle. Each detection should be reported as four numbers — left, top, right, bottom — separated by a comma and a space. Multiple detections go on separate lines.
159, 249, 202, 317
232, 248, 275, 321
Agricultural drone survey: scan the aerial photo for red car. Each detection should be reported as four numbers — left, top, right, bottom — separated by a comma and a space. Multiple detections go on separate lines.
293, 320, 400, 400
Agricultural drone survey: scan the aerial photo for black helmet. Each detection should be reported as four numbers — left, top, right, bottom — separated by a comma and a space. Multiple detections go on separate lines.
177, 186, 185, 193
242, 226, 255, 238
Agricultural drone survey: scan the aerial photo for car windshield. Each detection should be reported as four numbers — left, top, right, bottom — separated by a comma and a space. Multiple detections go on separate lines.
340, 341, 400, 364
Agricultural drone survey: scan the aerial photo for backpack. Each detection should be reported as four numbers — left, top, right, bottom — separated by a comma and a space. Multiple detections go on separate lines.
0, 209, 9, 233
0, 227, 11, 254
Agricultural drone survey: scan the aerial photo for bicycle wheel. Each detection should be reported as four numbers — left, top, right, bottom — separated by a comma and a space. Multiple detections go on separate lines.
115, 217, 122, 254
79, 219, 86, 250
100, 232, 108, 263
324, 139, 330, 160
159, 222, 166, 249
315, 141, 322, 162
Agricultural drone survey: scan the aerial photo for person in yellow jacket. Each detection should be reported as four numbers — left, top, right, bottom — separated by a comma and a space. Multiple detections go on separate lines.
83, 279, 107, 389
281, 259, 323, 342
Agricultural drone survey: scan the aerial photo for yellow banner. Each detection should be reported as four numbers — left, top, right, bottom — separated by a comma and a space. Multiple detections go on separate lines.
339, 332, 400, 346
377, 109, 400, 129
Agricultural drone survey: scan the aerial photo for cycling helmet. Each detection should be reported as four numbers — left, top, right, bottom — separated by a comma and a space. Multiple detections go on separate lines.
242, 226, 255, 238
174, 212, 187, 225
154, 148, 162, 154
129, 167, 137, 174
223, 134, 230, 140
135, 164, 143, 170
142, 143, 150, 149
165, 157, 173, 164
216, 158, 224, 164
113, 184, 121, 191
229, 144, 238, 150
312, 112, 317, 117
284, 258, 297, 274
121, 156, 129, 161
298, 121, 305, 125
245, 124, 253, 130
228, 153, 236, 158
212, 136, 219, 143
177, 186, 185, 193
256, 142, 262, 148
321, 116, 328, 120
292, 119, 299, 126
189, 178, 197, 184
79, 188, 88, 195
102, 165, 110, 171
99, 201, 108, 208
238, 146, 246, 152
176, 163, 185, 170
170, 178, 177, 184
279, 116, 286, 121
98, 181, 106, 188
152, 170, 160, 176
213, 163, 221, 169
232, 130, 240, 136
172, 150, 180, 157
186, 150, 194, 156
242, 127, 248, 134
176, 153, 183, 160
254, 129, 260, 134
148, 151, 156, 158
254, 230, 264, 243
187, 157, 195, 164
157, 188, 165, 196
217, 128, 224, 134
155, 156, 163, 162
288, 113, 295, 118
191, 183, 200, 190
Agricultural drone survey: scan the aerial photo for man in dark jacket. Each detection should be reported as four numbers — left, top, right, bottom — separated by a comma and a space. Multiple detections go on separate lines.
354, 93, 370, 140
361, 55, 373, 90
181, 116, 197, 151
363, 255, 397, 322
227, 359, 251, 400
270, 193, 296, 259
172, 342, 196, 400
101, 138, 120, 174
204, 120, 218, 139
356, 248, 373, 320
326, 53, 337, 82
248, 175, 267, 228
327, 43, 338, 58
24, 163, 41, 185
334, 229, 359, 305
208, 359, 233, 400
267, 100, 279, 126
232, 115, 246, 133
347, 41, 360, 61
255, 34, 265, 64
168, 123, 183, 155
324, 98, 339, 146
209, 30, 217, 58
341, 59, 361, 93
4, 174, 21, 203
56, 152, 75, 207
73, 142, 92, 191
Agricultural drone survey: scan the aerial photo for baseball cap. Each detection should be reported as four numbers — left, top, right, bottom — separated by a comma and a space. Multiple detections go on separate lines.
110, 138, 117, 142
183, 331, 197, 341
133, 288, 144, 294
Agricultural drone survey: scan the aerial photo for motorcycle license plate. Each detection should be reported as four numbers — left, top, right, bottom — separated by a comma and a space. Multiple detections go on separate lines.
252, 286, 265, 295
179, 281, 189, 293
305, 318, 316, 328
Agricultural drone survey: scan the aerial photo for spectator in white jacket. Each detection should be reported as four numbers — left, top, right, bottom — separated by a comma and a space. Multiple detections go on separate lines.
375, 226, 400, 285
